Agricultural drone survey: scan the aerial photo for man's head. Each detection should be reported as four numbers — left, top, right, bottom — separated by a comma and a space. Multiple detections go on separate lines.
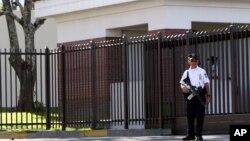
187, 53, 199, 67
188, 53, 198, 60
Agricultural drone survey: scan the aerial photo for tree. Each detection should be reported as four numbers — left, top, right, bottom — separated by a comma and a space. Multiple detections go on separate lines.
0, 0, 46, 111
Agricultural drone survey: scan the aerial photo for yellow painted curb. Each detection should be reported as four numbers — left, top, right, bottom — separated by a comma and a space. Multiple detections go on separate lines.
0, 131, 27, 139
80, 129, 107, 137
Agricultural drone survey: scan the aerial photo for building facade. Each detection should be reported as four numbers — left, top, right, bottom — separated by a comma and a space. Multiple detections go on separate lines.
34, 0, 250, 133
35, 0, 250, 43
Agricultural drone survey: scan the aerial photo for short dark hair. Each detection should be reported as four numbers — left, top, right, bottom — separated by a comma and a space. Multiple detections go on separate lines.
188, 53, 198, 60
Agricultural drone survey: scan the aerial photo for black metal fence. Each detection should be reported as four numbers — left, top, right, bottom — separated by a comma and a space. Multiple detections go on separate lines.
0, 25, 250, 130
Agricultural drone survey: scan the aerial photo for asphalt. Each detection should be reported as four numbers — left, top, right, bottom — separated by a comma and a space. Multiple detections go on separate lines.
0, 129, 229, 141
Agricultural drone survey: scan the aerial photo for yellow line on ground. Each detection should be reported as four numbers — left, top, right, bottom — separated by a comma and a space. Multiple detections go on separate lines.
80, 129, 107, 137
0, 131, 27, 139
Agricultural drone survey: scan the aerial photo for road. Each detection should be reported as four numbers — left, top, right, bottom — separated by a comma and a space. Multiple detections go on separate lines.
0, 135, 229, 141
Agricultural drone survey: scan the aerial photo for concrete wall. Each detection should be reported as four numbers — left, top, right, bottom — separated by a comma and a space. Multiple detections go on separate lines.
35, 0, 250, 43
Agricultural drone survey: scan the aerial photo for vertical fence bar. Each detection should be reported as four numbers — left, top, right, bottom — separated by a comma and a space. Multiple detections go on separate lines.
97, 42, 100, 127
135, 38, 138, 125
131, 38, 134, 126
61, 45, 66, 130
86, 46, 90, 127
45, 47, 51, 129
111, 42, 115, 127
245, 28, 250, 112
172, 34, 179, 117
77, 46, 81, 128
122, 35, 129, 129
38, 49, 42, 128
68, 46, 72, 126
229, 25, 238, 114
82, 46, 87, 127
152, 38, 156, 126
236, 27, 241, 113
139, 37, 144, 126
98, 43, 102, 127
71, 47, 74, 124
119, 40, 123, 126
212, 31, 218, 114
4, 49, 8, 127
225, 30, 230, 114
49, 49, 53, 128
157, 32, 163, 128
144, 36, 149, 125
221, 30, 226, 114
0, 49, 2, 128
9, 50, 13, 126
217, 31, 222, 114
240, 28, 246, 113
91, 41, 97, 129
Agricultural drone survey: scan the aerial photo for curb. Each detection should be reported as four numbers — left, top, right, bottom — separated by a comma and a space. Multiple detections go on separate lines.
0, 129, 171, 139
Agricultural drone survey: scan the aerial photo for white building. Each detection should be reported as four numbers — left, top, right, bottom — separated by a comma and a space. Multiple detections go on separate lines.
35, 0, 250, 44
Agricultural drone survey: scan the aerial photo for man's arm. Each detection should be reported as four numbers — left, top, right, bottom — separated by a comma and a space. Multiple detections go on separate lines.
180, 70, 189, 94
205, 83, 211, 105
181, 84, 189, 93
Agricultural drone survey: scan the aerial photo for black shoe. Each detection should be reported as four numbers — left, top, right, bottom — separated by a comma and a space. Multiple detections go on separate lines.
196, 135, 203, 140
182, 136, 196, 140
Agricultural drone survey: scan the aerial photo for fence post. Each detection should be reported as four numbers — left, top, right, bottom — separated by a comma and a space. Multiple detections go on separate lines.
91, 41, 97, 129
122, 35, 129, 129
185, 30, 193, 53
45, 47, 51, 130
157, 32, 163, 128
229, 25, 238, 114
61, 45, 67, 130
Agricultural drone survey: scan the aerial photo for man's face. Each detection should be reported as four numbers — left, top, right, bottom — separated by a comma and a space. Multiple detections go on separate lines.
188, 57, 198, 67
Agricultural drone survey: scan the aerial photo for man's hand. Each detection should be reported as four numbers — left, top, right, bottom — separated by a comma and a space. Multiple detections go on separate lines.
205, 94, 211, 105
181, 85, 190, 93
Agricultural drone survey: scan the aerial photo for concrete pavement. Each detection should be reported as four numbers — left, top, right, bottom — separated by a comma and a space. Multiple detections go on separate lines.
0, 135, 229, 141
0, 129, 229, 140
0, 129, 171, 139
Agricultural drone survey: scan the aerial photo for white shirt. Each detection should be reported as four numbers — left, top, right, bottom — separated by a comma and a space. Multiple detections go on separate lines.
180, 66, 210, 88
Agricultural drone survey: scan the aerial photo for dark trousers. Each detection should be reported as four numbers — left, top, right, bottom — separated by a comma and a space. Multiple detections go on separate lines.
186, 91, 206, 137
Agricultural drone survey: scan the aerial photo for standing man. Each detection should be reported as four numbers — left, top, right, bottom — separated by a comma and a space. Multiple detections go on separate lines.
180, 53, 211, 140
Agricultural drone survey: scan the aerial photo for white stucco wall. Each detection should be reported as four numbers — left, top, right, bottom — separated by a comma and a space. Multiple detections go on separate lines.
164, 5, 250, 29
35, 0, 250, 43
35, 0, 138, 18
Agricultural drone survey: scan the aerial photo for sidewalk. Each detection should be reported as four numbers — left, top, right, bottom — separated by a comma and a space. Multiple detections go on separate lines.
0, 129, 229, 140
0, 135, 230, 141
0, 129, 170, 139
83, 135, 230, 141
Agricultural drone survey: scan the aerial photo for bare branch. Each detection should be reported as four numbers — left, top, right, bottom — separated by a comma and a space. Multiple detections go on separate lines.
0, 10, 6, 16
33, 18, 46, 31
2, 0, 23, 25
24, 0, 33, 10
13, 0, 25, 16
4, 10, 23, 25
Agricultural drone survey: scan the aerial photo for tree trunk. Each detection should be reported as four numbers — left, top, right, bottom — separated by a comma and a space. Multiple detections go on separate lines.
17, 67, 36, 112
16, 26, 37, 112
2, 0, 45, 112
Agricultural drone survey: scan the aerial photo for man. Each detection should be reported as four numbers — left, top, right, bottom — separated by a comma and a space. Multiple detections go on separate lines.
180, 53, 211, 140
